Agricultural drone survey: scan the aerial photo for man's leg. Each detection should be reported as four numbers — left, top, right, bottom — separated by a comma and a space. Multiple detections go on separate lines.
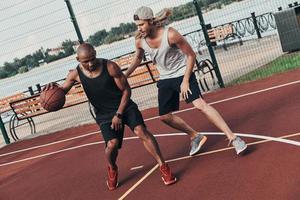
105, 139, 119, 191
133, 125, 176, 185
159, 113, 199, 140
100, 122, 124, 191
192, 98, 234, 140
159, 113, 207, 156
133, 125, 164, 165
157, 77, 207, 156
123, 102, 175, 185
192, 98, 247, 154
105, 139, 119, 169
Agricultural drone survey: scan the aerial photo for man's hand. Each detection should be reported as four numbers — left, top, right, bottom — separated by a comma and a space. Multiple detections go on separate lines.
180, 81, 192, 100
111, 115, 123, 131
42, 82, 59, 91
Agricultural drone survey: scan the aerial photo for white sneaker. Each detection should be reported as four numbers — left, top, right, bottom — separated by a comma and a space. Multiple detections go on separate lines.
231, 137, 247, 155
189, 134, 207, 156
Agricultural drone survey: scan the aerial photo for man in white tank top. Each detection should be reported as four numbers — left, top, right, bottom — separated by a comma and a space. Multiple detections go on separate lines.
125, 6, 247, 156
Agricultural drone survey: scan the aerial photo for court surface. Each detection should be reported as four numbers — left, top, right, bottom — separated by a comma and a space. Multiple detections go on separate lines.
0, 68, 300, 200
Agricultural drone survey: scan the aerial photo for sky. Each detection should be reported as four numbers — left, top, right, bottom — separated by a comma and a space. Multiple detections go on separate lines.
0, 0, 189, 66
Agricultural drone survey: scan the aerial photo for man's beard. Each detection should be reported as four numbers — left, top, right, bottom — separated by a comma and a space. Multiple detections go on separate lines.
88, 65, 97, 72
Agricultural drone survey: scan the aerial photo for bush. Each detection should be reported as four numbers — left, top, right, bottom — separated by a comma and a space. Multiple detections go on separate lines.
18, 66, 29, 74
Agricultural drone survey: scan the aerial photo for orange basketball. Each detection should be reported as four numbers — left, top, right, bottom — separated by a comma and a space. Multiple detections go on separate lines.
40, 86, 66, 112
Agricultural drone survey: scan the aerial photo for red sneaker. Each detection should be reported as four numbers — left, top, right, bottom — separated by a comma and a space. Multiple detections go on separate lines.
159, 163, 177, 185
106, 165, 118, 191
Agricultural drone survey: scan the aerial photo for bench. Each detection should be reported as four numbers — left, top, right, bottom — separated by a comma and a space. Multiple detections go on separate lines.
7, 52, 218, 141
113, 53, 160, 88
0, 93, 28, 114
8, 83, 90, 141
207, 23, 243, 50
194, 59, 217, 92
0, 93, 28, 127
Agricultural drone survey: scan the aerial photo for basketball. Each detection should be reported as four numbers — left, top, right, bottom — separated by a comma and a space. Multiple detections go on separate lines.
40, 86, 66, 112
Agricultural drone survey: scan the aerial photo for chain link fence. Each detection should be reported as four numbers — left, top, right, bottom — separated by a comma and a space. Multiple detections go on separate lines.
1, 0, 299, 145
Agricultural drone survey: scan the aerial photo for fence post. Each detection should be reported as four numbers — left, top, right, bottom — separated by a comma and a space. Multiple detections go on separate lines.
65, 0, 84, 44
251, 12, 262, 39
36, 83, 41, 93
28, 86, 34, 95
0, 115, 10, 144
193, 0, 224, 88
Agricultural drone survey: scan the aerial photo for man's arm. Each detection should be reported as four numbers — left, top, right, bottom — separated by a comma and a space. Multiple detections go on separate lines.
107, 60, 132, 130
168, 27, 196, 82
61, 70, 80, 93
168, 27, 196, 99
124, 39, 145, 78
43, 69, 79, 93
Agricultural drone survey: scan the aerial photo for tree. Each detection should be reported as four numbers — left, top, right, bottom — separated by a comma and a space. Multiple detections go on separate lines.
3, 62, 18, 74
103, 34, 124, 44
0, 68, 9, 78
23, 55, 38, 69
88, 29, 108, 46
119, 23, 136, 33
18, 66, 29, 73
62, 39, 75, 56
32, 49, 45, 61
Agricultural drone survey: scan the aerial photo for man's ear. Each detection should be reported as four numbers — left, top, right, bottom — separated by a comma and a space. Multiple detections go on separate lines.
76, 56, 79, 61
149, 19, 154, 25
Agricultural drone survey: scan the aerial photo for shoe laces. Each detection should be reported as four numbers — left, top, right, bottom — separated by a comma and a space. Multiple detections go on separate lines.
108, 167, 117, 179
160, 164, 170, 176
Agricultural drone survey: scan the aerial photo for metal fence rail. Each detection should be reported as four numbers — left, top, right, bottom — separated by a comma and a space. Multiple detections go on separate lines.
1, 0, 299, 145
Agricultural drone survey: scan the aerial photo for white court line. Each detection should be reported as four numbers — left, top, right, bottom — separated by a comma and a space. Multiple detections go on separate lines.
118, 132, 300, 200
130, 165, 144, 170
1, 132, 300, 167
120, 164, 159, 200
144, 80, 300, 121
1, 79, 299, 158
0, 131, 99, 157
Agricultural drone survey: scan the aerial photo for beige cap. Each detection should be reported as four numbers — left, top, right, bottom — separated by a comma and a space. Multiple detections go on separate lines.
133, 6, 154, 20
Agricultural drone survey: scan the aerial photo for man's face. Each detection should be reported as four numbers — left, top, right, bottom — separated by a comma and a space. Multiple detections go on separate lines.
77, 51, 97, 72
135, 20, 152, 37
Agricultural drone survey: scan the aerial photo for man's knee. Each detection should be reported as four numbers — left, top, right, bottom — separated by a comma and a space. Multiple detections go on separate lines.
134, 125, 150, 140
193, 98, 208, 111
159, 113, 173, 123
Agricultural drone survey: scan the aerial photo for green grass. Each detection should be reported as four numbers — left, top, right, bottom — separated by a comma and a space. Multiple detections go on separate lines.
227, 51, 300, 86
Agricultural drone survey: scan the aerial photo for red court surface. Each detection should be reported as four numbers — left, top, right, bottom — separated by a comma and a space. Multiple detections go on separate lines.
1, 68, 300, 200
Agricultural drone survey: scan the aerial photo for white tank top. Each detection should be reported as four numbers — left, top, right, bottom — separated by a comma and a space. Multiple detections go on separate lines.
141, 28, 186, 80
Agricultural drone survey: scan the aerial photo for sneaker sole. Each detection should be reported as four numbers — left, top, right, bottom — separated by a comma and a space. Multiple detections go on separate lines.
189, 136, 207, 156
106, 181, 119, 191
162, 177, 177, 185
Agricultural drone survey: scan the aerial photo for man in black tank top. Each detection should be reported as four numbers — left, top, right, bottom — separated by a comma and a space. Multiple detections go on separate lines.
43, 43, 176, 191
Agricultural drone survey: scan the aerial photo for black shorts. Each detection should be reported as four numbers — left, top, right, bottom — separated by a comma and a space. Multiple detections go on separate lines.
157, 73, 202, 116
97, 102, 145, 149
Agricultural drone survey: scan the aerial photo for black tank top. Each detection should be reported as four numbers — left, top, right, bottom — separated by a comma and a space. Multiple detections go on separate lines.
77, 59, 130, 122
